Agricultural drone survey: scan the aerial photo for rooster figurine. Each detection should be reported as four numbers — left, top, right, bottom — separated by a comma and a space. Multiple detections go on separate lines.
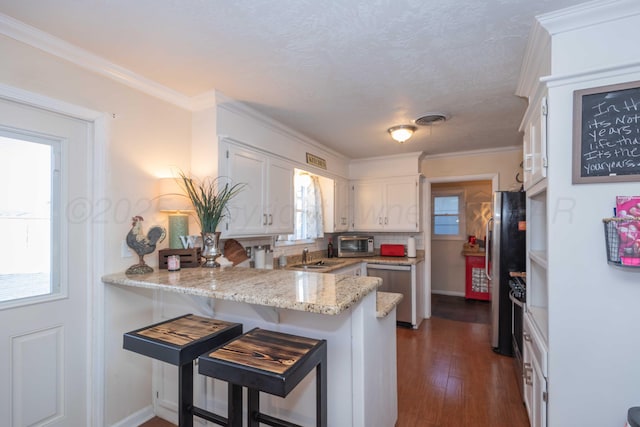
125, 215, 166, 274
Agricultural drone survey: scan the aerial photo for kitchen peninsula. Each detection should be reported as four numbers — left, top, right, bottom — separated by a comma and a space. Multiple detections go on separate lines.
102, 267, 400, 427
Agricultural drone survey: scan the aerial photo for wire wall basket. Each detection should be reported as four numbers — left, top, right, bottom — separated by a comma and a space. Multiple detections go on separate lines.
603, 217, 640, 268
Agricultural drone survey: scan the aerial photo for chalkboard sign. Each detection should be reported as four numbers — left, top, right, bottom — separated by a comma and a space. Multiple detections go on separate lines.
573, 81, 640, 184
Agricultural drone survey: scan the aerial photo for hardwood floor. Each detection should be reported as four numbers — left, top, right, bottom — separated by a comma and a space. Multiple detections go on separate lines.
140, 295, 529, 427
396, 295, 529, 427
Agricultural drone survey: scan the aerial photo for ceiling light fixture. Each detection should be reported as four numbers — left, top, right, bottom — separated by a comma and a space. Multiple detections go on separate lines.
388, 125, 417, 143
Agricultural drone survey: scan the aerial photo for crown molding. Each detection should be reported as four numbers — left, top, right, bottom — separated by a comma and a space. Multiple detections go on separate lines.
424, 145, 521, 160
0, 13, 193, 109
541, 59, 640, 88
515, 19, 550, 98
538, 0, 640, 35
349, 151, 425, 164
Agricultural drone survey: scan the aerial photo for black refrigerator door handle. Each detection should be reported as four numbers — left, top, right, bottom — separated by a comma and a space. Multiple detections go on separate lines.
485, 217, 494, 281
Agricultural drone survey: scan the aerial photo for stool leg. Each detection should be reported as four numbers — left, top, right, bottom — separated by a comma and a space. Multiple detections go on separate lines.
179, 362, 193, 427
248, 388, 260, 427
227, 383, 243, 427
317, 351, 327, 427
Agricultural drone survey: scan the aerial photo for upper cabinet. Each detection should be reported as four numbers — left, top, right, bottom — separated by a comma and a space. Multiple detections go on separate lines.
220, 141, 294, 237
331, 177, 350, 232
317, 173, 349, 234
522, 88, 548, 190
352, 175, 421, 232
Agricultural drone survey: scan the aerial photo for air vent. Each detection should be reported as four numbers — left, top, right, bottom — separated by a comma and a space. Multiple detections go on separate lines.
415, 113, 448, 126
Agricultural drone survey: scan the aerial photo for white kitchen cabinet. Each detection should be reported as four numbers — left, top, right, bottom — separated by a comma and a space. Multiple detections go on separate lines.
333, 177, 350, 232
352, 176, 421, 232
523, 311, 548, 427
332, 262, 364, 276
521, 89, 548, 190
319, 175, 349, 233
221, 142, 294, 236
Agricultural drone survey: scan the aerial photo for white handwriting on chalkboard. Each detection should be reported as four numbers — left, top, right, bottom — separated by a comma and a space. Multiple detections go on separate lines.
593, 101, 620, 117
583, 158, 637, 175
623, 97, 640, 111
585, 145, 640, 161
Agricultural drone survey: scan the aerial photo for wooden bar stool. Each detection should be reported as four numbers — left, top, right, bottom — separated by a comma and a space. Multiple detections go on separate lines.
198, 328, 327, 427
123, 314, 243, 427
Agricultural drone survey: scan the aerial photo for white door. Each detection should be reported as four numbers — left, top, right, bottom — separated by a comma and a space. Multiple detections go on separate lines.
0, 98, 92, 426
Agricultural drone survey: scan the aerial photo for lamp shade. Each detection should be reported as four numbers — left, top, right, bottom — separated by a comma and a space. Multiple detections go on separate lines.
157, 177, 193, 212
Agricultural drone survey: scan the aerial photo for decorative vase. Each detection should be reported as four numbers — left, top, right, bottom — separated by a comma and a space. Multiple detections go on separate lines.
201, 231, 221, 268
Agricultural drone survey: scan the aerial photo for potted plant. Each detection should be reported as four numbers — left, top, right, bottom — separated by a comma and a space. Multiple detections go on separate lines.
179, 172, 245, 267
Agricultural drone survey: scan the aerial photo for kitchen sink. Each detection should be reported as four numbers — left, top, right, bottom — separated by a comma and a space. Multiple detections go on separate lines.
290, 264, 328, 269
289, 260, 344, 270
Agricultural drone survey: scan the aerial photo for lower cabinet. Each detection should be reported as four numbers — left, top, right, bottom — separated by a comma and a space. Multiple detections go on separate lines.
523, 312, 548, 427
332, 262, 364, 276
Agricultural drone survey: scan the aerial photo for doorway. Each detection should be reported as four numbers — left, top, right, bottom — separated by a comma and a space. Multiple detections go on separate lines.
0, 92, 103, 426
424, 174, 497, 319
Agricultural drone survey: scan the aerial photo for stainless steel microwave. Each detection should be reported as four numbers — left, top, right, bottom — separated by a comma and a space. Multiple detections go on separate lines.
337, 235, 375, 257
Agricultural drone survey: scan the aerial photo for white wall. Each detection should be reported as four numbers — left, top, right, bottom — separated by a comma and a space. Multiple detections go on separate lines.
421, 147, 523, 191
538, 2, 640, 425
0, 34, 193, 425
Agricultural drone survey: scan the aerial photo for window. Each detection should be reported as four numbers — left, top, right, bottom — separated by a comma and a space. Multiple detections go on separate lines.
432, 191, 465, 239
277, 169, 324, 245
0, 134, 60, 304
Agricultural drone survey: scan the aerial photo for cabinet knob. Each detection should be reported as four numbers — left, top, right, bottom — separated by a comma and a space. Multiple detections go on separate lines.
523, 332, 531, 342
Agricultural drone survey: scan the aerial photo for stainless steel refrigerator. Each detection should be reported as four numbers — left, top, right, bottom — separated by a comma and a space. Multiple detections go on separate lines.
487, 191, 526, 356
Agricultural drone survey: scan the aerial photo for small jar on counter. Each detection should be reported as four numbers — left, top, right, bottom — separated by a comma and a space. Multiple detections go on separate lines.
167, 255, 180, 271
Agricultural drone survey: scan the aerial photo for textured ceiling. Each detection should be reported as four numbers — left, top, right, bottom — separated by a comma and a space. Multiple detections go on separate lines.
0, 0, 588, 159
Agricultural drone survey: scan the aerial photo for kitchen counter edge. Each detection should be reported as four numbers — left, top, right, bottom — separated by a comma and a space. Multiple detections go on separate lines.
102, 267, 381, 316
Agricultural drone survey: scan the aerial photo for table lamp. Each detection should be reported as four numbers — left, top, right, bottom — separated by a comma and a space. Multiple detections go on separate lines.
158, 177, 193, 249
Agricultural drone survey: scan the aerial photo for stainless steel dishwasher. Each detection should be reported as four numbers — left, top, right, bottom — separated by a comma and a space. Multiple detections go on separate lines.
367, 263, 412, 327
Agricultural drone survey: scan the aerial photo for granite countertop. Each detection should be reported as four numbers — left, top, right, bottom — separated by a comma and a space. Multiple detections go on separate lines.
102, 267, 381, 316
376, 292, 403, 318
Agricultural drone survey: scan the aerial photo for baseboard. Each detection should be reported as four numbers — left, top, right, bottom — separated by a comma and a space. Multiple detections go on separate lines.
109, 405, 155, 427
431, 290, 465, 297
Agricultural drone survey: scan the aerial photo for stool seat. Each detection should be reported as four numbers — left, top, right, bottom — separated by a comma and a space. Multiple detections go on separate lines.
123, 314, 243, 366
199, 328, 327, 427
123, 314, 243, 427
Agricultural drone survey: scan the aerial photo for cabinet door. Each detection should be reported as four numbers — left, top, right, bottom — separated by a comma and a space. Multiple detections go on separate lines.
332, 263, 363, 276
334, 178, 350, 232
523, 338, 534, 422
524, 94, 548, 190
352, 181, 384, 231
266, 158, 294, 234
523, 122, 533, 187
224, 145, 267, 236
531, 354, 547, 427
384, 178, 419, 231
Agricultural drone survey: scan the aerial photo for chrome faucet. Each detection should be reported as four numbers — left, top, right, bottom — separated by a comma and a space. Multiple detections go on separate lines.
302, 247, 309, 265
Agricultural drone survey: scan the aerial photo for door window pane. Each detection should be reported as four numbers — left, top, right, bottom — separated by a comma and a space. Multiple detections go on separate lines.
0, 136, 55, 302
